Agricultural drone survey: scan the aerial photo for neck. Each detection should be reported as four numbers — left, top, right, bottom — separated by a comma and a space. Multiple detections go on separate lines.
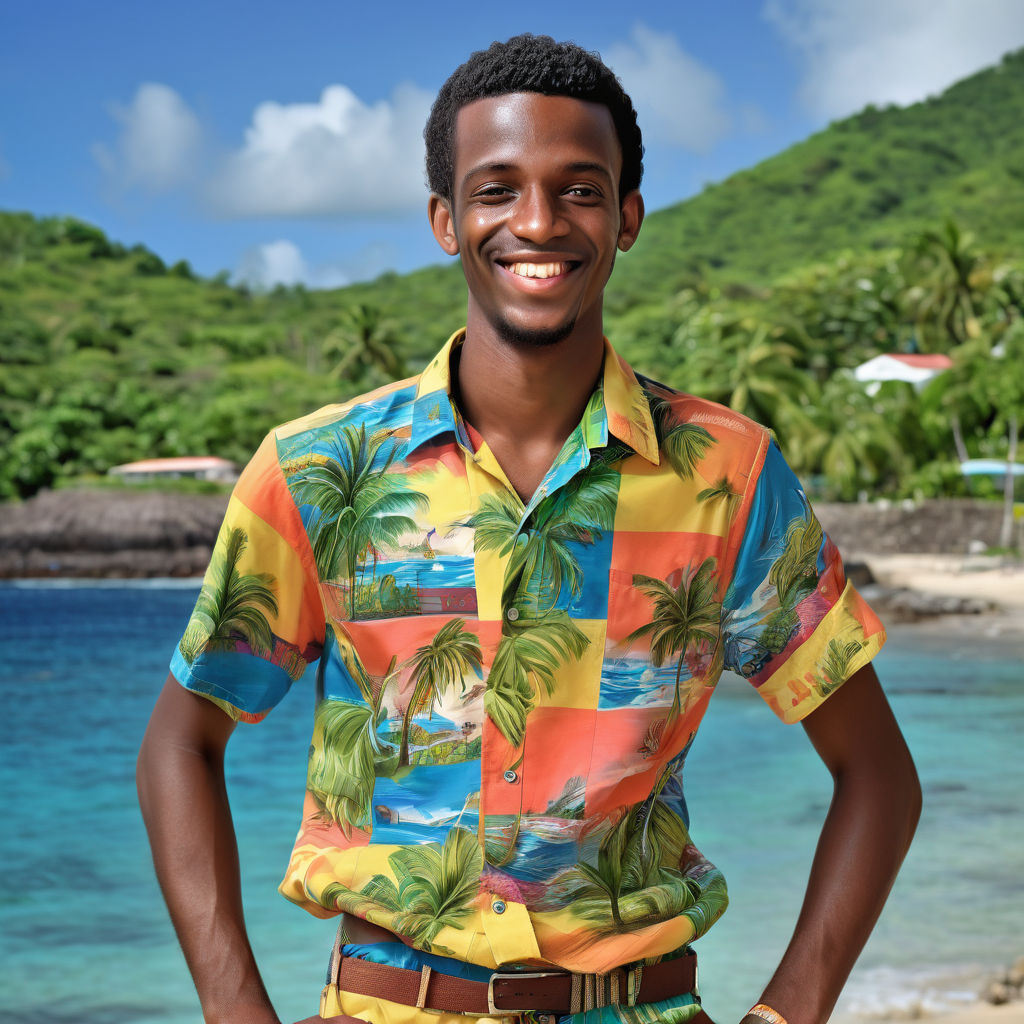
455, 308, 605, 453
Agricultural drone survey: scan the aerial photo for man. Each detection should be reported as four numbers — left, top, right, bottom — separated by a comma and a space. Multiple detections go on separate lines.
138, 34, 921, 1024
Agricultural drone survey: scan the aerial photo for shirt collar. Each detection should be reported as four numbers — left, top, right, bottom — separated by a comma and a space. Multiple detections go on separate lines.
408, 329, 660, 466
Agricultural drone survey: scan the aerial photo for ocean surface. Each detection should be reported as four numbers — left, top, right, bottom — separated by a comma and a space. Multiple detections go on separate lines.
1, 581, 1021, 1024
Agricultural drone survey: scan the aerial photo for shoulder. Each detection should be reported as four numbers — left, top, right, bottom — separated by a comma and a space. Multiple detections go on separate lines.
636, 371, 770, 467
267, 373, 423, 459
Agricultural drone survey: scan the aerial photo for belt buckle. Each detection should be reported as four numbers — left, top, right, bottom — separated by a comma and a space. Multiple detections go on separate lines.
486, 970, 566, 1015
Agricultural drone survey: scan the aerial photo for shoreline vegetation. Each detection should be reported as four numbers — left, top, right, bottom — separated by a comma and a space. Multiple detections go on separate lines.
3, 52, 1024, 517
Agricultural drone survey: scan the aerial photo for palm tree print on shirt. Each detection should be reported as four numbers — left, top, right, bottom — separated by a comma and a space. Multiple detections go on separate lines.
621, 558, 722, 721
555, 765, 705, 932
396, 618, 483, 767
291, 424, 428, 619
646, 390, 716, 480
307, 640, 395, 832
323, 826, 483, 955
761, 510, 823, 654
465, 461, 619, 747
178, 526, 278, 663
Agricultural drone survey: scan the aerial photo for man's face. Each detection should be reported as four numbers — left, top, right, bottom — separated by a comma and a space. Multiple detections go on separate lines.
430, 92, 643, 348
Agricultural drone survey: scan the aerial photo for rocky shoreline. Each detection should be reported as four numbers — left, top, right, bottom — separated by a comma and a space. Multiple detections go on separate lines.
1, 491, 1020, 627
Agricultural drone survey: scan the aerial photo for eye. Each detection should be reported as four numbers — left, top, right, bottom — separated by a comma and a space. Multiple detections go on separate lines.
473, 184, 514, 201
566, 185, 602, 200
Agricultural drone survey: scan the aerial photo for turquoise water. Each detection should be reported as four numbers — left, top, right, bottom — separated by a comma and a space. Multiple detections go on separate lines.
1, 582, 1020, 1023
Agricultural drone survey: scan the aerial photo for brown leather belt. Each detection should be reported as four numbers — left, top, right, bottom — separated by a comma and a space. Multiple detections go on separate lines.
332, 950, 701, 1016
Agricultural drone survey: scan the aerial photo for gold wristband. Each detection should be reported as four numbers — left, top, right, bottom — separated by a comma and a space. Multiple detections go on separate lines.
748, 1004, 788, 1024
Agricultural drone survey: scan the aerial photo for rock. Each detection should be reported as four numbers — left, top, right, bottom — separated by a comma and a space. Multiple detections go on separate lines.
983, 981, 1012, 1005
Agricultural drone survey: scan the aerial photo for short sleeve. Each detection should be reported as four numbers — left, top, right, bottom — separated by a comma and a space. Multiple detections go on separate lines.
720, 441, 885, 723
169, 432, 326, 722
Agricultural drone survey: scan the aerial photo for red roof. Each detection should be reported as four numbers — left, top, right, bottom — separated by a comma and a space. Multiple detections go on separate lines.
886, 354, 954, 370
110, 456, 236, 473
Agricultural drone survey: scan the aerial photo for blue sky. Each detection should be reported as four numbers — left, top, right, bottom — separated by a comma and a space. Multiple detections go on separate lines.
2, 0, 1022, 288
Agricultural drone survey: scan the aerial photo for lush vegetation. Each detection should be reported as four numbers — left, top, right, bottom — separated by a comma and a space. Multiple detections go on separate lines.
2, 50, 1022, 537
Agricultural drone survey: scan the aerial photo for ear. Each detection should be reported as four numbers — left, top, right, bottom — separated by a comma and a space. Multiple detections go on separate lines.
429, 194, 460, 256
616, 190, 645, 253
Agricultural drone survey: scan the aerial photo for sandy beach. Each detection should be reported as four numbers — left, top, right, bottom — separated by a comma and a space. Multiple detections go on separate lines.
864, 552, 1024, 638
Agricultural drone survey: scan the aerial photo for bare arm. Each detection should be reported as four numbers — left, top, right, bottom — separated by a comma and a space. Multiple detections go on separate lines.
746, 662, 922, 1024
137, 673, 281, 1024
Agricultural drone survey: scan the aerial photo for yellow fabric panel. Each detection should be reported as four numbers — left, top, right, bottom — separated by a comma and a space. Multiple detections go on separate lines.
224, 492, 320, 645
534, 618, 606, 709
756, 581, 887, 724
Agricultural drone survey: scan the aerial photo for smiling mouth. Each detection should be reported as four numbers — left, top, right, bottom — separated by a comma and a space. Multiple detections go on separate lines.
499, 260, 580, 280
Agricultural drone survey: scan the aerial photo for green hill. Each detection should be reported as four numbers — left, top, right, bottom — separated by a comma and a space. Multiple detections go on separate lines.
607, 48, 1024, 305
2, 49, 1023, 505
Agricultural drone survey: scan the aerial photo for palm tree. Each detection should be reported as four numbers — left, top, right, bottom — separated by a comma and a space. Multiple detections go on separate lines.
396, 619, 483, 767
466, 460, 619, 612
338, 826, 483, 954
647, 391, 715, 480
484, 613, 590, 748
307, 699, 383, 833
561, 773, 700, 931
907, 220, 989, 352
308, 644, 395, 832
621, 558, 722, 721
292, 424, 428, 617
324, 302, 407, 383
697, 476, 741, 515
819, 638, 864, 696
178, 527, 278, 663
768, 513, 823, 611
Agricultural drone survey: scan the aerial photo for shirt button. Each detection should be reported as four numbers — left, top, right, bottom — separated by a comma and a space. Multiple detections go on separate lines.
537, 1015, 556, 1024
506, 607, 520, 622
492, 900, 506, 915
503, 769, 518, 784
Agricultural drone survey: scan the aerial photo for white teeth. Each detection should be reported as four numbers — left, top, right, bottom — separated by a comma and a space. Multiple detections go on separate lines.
508, 261, 568, 279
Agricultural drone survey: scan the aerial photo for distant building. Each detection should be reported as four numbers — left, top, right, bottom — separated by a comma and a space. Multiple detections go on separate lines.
854, 353, 953, 392
108, 456, 239, 484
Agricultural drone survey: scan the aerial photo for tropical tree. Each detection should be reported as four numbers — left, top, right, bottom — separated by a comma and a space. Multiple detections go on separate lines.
338, 826, 483, 954
621, 558, 722, 721
307, 644, 395, 832
396, 619, 483, 767
561, 770, 699, 930
484, 614, 590, 748
646, 390, 715, 480
464, 462, 617, 750
669, 310, 812, 443
781, 373, 909, 500
696, 476, 741, 515
818, 638, 864, 697
178, 527, 278, 663
467, 460, 620, 611
292, 424, 428, 616
324, 302, 407, 383
905, 220, 991, 352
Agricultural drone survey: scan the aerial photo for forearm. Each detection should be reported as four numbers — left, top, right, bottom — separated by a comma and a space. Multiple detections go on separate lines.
757, 770, 919, 1023
137, 680, 280, 1024
754, 666, 921, 1024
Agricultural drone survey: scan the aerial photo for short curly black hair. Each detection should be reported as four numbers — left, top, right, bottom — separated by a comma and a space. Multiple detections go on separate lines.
425, 34, 644, 204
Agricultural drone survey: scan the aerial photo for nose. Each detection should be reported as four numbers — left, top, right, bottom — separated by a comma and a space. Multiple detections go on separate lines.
509, 186, 569, 243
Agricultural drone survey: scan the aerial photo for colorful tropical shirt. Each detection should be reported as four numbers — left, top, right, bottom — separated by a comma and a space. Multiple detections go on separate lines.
170, 329, 885, 976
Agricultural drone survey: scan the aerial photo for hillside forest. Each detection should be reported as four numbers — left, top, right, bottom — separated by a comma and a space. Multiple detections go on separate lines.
1, 50, 1022, 529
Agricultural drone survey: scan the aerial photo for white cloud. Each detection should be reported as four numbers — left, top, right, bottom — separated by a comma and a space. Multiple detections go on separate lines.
764, 0, 1024, 119
235, 240, 312, 289
235, 239, 403, 290
93, 83, 202, 191
606, 24, 731, 153
208, 82, 433, 217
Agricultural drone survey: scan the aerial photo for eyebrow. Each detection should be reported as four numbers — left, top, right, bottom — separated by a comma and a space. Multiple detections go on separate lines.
460, 160, 614, 187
